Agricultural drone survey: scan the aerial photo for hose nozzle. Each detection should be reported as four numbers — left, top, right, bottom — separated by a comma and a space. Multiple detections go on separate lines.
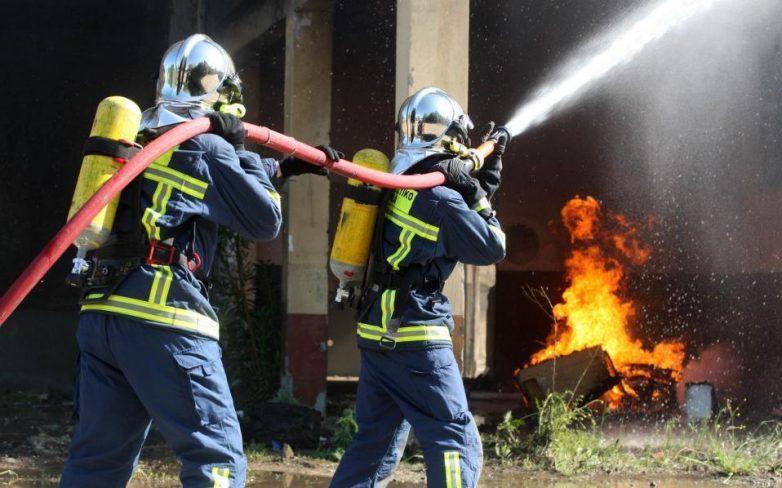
490, 126, 512, 144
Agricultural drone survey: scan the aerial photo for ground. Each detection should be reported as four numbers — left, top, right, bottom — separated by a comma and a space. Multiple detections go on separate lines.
0, 395, 778, 487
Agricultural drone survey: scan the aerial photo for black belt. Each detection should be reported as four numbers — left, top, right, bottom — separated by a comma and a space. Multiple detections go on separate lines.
92, 239, 208, 286
369, 269, 444, 295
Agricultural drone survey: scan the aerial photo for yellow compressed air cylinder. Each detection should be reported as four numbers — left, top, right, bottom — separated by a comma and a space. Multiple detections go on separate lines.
67, 96, 142, 251
330, 149, 390, 303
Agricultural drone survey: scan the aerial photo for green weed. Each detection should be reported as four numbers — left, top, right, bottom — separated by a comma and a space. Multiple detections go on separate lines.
329, 408, 358, 461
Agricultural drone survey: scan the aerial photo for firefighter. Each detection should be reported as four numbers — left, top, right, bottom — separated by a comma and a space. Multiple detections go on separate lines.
330, 87, 509, 488
59, 34, 335, 488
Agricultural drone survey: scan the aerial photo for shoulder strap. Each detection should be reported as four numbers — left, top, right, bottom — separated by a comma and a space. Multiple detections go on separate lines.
355, 189, 392, 320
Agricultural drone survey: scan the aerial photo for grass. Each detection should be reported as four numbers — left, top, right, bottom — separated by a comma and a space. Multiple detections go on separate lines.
483, 393, 782, 478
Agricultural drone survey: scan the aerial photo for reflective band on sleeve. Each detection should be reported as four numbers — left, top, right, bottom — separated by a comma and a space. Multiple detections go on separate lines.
81, 294, 220, 340
471, 197, 491, 214
357, 323, 451, 343
387, 229, 415, 270
444, 451, 462, 488
385, 208, 439, 241
489, 224, 507, 250
211, 467, 230, 488
266, 189, 281, 208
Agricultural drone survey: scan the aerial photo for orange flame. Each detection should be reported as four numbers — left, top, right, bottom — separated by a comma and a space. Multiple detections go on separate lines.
531, 196, 685, 397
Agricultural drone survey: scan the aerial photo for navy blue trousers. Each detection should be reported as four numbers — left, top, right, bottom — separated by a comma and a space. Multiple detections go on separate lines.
331, 347, 482, 488
60, 313, 245, 487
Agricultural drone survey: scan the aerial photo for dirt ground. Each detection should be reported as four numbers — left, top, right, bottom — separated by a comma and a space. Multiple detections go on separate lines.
0, 452, 768, 487
0, 399, 775, 487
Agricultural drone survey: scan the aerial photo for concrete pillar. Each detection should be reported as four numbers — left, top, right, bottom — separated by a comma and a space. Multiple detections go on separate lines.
281, 0, 332, 414
396, 0, 490, 373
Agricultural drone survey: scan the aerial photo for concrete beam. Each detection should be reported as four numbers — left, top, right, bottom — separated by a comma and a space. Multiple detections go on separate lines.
282, 0, 332, 414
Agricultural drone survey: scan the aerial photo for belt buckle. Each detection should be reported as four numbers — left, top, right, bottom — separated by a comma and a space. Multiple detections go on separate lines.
147, 240, 177, 265
379, 335, 397, 350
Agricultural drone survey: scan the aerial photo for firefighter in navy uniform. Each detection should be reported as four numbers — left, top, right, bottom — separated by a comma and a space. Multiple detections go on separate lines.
331, 87, 509, 488
59, 34, 333, 488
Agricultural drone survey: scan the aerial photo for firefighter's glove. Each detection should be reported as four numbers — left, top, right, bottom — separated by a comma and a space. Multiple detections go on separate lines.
479, 121, 497, 144
434, 158, 491, 216
208, 112, 246, 150
279, 145, 340, 178
476, 127, 511, 201
488, 126, 510, 156
318, 144, 344, 163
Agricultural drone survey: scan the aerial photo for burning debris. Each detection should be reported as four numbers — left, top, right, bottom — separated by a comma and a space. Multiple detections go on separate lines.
519, 196, 686, 411
515, 346, 619, 406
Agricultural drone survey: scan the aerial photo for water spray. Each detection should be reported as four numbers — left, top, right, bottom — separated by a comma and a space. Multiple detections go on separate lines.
505, 0, 719, 138
0, 0, 725, 327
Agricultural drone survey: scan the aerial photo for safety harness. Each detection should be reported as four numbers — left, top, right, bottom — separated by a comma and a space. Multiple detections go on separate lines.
356, 187, 445, 349
69, 129, 207, 304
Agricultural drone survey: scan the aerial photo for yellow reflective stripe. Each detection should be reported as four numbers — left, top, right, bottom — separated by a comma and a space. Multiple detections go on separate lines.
149, 266, 163, 302
445, 451, 462, 488
266, 189, 281, 207
489, 224, 507, 249
142, 183, 174, 241
81, 294, 219, 339
445, 451, 453, 488
454, 452, 462, 488
357, 323, 451, 343
149, 265, 174, 305
387, 229, 415, 271
144, 163, 208, 200
390, 189, 417, 214
211, 467, 230, 488
154, 146, 179, 167
385, 207, 439, 241
159, 266, 174, 304
380, 289, 395, 331
471, 197, 491, 214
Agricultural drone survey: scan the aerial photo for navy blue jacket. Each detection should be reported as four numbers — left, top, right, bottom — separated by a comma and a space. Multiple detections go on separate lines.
357, 157, 506, 349
81, 133, 281, 340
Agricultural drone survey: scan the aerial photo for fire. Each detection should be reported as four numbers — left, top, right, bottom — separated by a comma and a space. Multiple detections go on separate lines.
531, 196, 685, 405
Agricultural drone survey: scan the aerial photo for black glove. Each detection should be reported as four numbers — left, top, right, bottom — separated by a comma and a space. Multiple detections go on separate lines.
476, 126, 511, 200
433, 158, 489, 215
479, 121, 496, 144
279, 144, 340, 178
207, 112, 246, 149
487, 126, 510, 156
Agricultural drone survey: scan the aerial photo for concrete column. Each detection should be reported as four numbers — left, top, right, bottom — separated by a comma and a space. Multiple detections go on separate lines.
281, 0, 332, 414
396, 0, 483, 372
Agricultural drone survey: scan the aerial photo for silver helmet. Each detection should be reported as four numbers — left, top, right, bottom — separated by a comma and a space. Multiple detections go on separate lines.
140, 34, 242, 130
390, 87, 474, 174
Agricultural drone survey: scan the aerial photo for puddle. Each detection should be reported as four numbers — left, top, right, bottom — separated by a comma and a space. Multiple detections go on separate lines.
243, 472, 733, 488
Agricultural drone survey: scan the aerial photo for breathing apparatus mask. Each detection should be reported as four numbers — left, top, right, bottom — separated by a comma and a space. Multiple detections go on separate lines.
140, 34, 246, 132
390, 87, 474, 175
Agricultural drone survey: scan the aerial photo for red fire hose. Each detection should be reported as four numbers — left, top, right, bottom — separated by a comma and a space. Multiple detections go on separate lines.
0, 118, 497, 327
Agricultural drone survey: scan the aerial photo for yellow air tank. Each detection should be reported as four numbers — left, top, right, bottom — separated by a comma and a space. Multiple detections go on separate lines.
67, 96, 142, 251
330, 149, 390, 303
